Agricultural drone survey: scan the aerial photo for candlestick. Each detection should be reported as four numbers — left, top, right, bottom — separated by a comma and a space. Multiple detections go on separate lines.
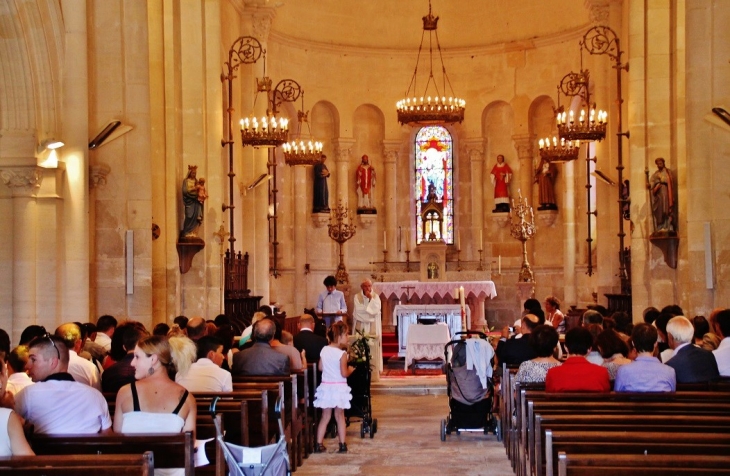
382, 249, 388, 273
477, 249, 484, 271
405, 250, 411, 272
480, 229, 483, 250
398, 226, 402, 252
383, 230, 387, 252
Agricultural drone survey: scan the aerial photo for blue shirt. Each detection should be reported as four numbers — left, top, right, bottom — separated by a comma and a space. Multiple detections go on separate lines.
316, 289, 347, 317
614, 355, 676, 392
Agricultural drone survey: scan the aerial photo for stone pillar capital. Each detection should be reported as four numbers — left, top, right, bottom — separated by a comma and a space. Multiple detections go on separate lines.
0, 166, 43, 197
334, 138, 356, 163
512, 134, 536, 160
463, 138, 485, 163
247, 6, 277, 42
382, 140, 402, 164
584, 0, 611, 25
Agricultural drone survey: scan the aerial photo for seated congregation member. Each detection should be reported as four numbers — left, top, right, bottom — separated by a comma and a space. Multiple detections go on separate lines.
545, 327, 610, 393
498, 314, 541, 367
231, 319, 290, 376
176, 335, 232, 392
5, 346, 33, 396
15, 334, 112, 434
238, 311, 267, 349
55, 323, 101, 390
514, 325, 561, 383
18, 325, 47, 346
703, 332, 722, 352
692, 315, 711, 347
0, 356, 34, 456
185, 317, 207, 343
102, 321, 149, 394
596, 329, 631, 380
712, 309, 730, 376
543, 296, 565, 335
82, 322, 107, 363
665, 316, 719, 384
95, 314, 117, 354
294, 314, 328, 365
584, 324, 604, 365
615, 323, 676, 392
114, 335, 197, 476
270, 323, 305, 371
581, 309, 603, 328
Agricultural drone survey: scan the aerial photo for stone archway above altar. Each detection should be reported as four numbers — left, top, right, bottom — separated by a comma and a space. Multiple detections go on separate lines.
374, 280, 497, 329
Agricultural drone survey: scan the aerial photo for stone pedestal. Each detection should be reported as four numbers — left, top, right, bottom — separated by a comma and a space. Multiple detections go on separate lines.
311, 212, 329, 228
358, 214, 377, 229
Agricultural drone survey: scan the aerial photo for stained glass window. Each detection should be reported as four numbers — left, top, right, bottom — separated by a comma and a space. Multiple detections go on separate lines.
415, 126, 453, 244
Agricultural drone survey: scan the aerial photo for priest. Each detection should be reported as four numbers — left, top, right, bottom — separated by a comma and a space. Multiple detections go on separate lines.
353, 279, 382, 373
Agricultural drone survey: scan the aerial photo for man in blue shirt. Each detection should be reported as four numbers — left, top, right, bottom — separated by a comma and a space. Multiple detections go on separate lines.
316, 275, 347, 325
615, 323, 676, 392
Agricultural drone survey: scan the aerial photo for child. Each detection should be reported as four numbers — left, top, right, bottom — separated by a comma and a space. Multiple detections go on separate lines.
196, 178, 208, 204
313, 321, 355, 453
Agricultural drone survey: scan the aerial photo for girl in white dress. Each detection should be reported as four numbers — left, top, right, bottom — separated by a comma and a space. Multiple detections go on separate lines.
313, 321, 354, 453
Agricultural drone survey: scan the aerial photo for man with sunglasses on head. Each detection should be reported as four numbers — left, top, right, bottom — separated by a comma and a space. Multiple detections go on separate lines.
12, 334, 111, 434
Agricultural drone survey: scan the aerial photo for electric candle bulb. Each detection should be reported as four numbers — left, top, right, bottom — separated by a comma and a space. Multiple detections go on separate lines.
539, 139, 544, 149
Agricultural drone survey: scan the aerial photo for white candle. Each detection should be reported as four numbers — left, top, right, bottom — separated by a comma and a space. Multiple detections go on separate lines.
498, 255, 502, 275
459, 286, 465, 309
454, 287, 459, 301
480, 230, 483, 250
398, 226, 402, 252
383, 231, 387, 251
457, 231, 461, 251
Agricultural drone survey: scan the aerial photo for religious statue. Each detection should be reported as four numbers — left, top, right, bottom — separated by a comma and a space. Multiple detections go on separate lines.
534, 157, 558, 211
647, 157, 676, 235
355, 154, 376, 213
427, 262, 439, 279
313, 154, 330, 213
490, 154, 513, 212
179, 165, 204, 238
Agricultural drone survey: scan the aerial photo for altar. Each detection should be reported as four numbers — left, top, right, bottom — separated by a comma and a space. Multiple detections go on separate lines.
395, 304, 470, 357
375, 280, 497, 330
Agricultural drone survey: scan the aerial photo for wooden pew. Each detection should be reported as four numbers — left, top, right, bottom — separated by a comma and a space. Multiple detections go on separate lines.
0, 453, 154, 475
545, 431, 730, 476
196, 413, 225, 476
557, 453, 730, 476
194, 389, 271, 447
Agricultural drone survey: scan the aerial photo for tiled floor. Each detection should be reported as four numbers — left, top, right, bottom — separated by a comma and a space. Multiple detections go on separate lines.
296, 384, 514, 476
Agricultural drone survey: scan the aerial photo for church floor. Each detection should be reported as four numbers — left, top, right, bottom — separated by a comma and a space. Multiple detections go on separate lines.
295, 391, 514, 476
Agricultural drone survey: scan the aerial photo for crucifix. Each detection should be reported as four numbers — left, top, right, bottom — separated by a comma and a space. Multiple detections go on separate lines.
401, 285, 416, 304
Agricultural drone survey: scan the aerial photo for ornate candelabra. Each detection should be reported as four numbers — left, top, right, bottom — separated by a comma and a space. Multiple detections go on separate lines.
510, 191, 537, 283
328, 201, 356, 285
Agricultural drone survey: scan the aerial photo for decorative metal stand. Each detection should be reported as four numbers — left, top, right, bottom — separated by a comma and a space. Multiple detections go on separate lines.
328, 201, 356, 285
510, 192, 537, 283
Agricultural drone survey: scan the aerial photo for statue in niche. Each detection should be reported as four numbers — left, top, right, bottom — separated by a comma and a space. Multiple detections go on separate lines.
356, 154, 376, 214
534, 157, 558, 211
427, 262, 439, 280
490, 154, 513, 212
646, 157, 677, 235
313, 154, 330, 213
180, 165, 204, 238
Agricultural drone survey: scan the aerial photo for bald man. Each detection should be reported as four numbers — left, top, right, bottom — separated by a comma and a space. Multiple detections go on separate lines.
353, 279, 382, 373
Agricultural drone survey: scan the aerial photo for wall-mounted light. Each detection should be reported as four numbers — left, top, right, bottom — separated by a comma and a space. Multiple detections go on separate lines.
89, 120, 134, 150
37, 139, 65, 154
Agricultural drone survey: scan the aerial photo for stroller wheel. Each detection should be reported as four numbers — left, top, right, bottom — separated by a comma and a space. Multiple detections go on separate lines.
440, 419, 447, 441
360, 422, 366, 438
370, 419, 376, 439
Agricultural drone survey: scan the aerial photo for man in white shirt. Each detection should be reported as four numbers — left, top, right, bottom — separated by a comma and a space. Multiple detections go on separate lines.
15, 334, 112, 435
316, 275, 347, 324
712, 309, 730, 376
94, 315, 117, 353
55, 323, 102, 390
5, 346, 33, 396
353, 279, 383, 374
176, 335, 232, 392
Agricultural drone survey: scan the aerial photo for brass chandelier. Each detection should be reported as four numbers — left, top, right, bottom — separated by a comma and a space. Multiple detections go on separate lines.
538, 137, 581, 163
555, 70, 607, 143
396, 0, 465, 126
282, 94, 324, 166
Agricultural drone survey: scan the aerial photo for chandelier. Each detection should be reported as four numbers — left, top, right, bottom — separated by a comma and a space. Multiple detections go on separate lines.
538, 137, 581, 163
554, 70, 607, 143
239, 115, 289, 148
396, 0, 465, 126
282, 95, 324, 166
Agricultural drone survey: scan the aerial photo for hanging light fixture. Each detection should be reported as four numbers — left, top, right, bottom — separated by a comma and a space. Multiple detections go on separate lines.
240, 52, 290, 148
538, 136, 581, 163
396, 0, 465, 126
282, 94, 324, 166
554, 70, 607, 143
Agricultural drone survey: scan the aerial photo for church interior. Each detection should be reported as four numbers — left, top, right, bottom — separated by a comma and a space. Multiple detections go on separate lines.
2, 0, 727, 340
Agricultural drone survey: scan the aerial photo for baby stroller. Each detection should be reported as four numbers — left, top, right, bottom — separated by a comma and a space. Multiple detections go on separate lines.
344, 332, 378, 438
211, 396, 290, 476
440, 331, 498, 441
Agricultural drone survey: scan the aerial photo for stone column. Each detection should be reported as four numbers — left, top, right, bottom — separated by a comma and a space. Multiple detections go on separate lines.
512, 134, 536, 265
335, 138, 355, 206
382, 141, 400, 257
60, 0, 89, 322
293, 165, 308, 313
1, 168, 41, 335
563, 160, 577, 305
465, 140, 485, 259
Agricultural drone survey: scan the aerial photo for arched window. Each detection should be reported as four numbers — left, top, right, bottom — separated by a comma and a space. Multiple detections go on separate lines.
415, 126, 454, 244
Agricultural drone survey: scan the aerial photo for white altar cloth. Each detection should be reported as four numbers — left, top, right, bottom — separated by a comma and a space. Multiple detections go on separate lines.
375, 280, 497, 302
395, 304, 469, 357
405, 324, 451, 370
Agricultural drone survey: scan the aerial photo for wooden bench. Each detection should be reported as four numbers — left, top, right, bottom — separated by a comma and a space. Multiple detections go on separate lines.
557, 452, 730, 476
194, 389, 271, 447
0, 453, 154, 475
31, 432, 193, 474
545, 431, 730, 476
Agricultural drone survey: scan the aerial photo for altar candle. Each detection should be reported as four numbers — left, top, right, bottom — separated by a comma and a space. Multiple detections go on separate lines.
480, 230, 483, 250
459, 286, 465, 309
457, 231, 461, 251
498, 255, 502, 275
454, 287, 459, 301
383, 231, 387, 251
398, 226, 402, 252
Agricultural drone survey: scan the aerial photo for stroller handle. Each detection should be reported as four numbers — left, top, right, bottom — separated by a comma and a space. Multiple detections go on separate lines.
209, 396, 221, 418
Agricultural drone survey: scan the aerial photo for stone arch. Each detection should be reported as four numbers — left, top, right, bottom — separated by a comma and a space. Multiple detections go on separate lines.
528, 95, 557, 140
482, 101, 516, 216
352, 104, 385, 206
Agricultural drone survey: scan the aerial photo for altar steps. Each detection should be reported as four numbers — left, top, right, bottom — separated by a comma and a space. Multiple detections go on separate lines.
382, 331, 399, 364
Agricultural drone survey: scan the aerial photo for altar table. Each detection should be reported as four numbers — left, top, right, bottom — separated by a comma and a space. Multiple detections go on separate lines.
395, 304, 469, 357
404, 324, 451, 370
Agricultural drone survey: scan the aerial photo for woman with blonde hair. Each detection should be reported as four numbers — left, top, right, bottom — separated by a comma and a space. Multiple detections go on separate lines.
113, 335, 197, 476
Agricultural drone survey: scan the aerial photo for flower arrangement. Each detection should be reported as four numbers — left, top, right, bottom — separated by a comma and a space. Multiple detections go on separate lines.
349, 329, 372, 365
